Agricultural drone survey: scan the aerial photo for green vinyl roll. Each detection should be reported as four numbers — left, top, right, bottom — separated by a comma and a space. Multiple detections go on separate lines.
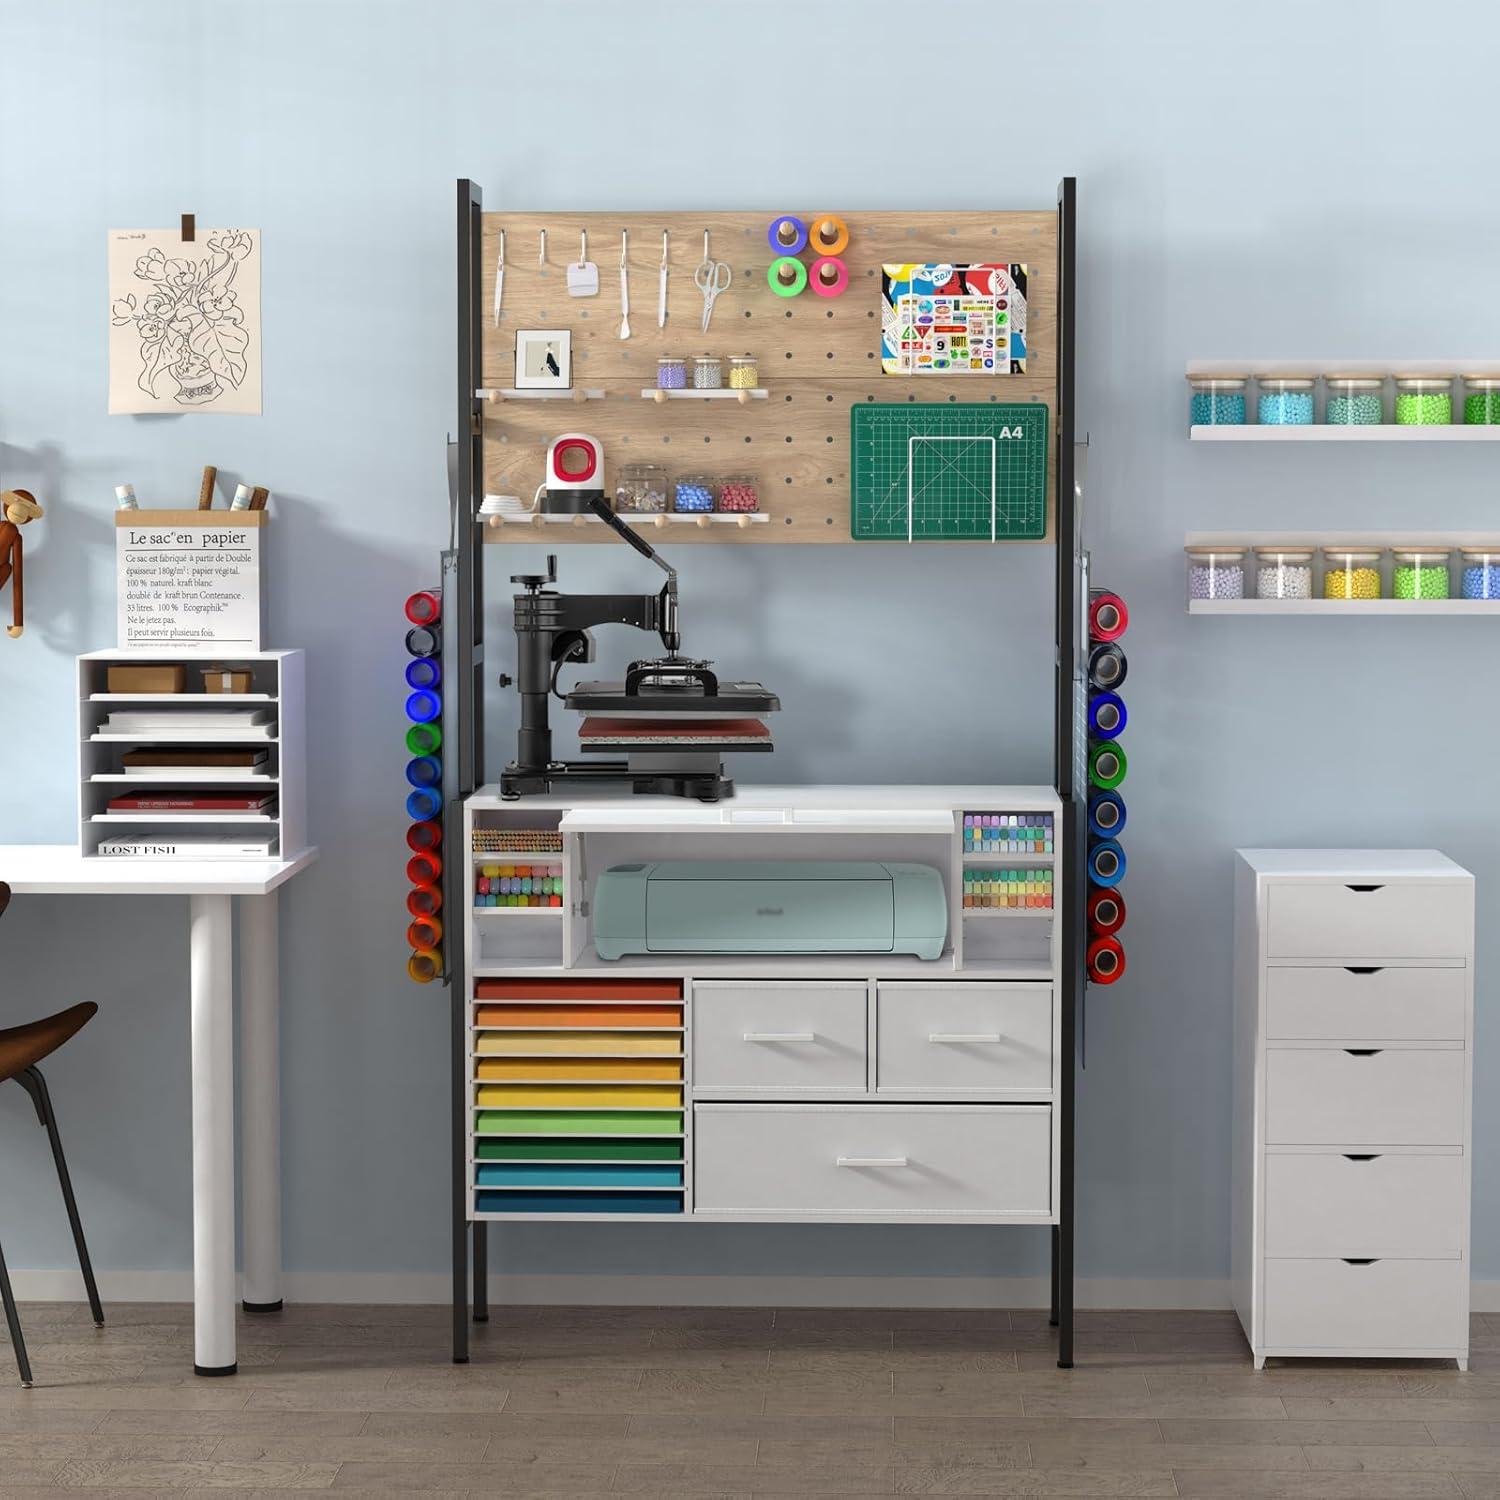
1089, 740, 1127, 790
476, 1137, 682, 1162
474, 1110, 683, 1136
406, 722, 442, 756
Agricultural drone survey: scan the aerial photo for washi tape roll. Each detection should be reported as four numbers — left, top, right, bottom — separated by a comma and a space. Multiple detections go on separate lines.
767, 215, 808, 255
1087, 789, 1126, 838
405, 589, 441, 626
405, 722, 442, 756
405, 656, 441, 691
1088, 741, 1127, 790
1087, 887, 1126, 936
406, 786, 441, 821
406, 688, 441, 724
406, 850, 442, 886
1088, 691, 1127, 741
809, 256, 848, 298
1087, 642, 1127, 691
405, 624, 440, 658
1089, 590, 1128, 642
809, 214, 849, 256
767, 256, 807, 297
406, 819, 442, 853
406, 883, 442, 918
1087, 934, 1126, 984
406, 948, 441, 984
407, 914, 443, 951
1088, 838, 1127, 888
405, 755, 442, 789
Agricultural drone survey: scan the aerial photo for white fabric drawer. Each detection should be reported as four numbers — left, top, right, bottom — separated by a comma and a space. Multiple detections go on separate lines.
1263, 1257, 1468, 1352
1264, 1152, 1466, 1258
1266, 966, 1466, 1042
1265, 1048, 1465, 1146
692, 1104, 1051, 1217
876, 983, 1052, 1095
691, 982, 866, 1095
1265, 881, 1470, 960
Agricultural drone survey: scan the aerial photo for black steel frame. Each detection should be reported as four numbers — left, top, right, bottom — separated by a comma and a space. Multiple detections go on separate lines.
445, 179, 1082, 1368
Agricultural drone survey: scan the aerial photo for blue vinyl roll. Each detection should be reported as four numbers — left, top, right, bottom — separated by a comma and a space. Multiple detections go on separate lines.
1088, 790, 1127, 839
1088, 837, 1127, 888
405, 656, 441, 691
405, 755, 442, 789
405, 688, 441, 723
767, 214, 808, 255
406, 786, 441, 821
1088, 691, 1127, 740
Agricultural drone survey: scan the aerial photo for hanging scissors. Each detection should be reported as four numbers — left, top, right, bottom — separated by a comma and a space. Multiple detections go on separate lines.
694, 230, 731, 332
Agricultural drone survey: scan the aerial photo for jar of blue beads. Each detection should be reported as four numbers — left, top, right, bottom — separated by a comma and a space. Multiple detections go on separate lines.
1325, 376, 1385, 426
672, 474, 717, 514
1188, 376, 1246, 427
1460, 548, 1500, 600
1257, 376, 1315, 426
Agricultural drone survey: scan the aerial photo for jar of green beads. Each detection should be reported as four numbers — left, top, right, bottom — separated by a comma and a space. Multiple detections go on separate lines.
1323, 548, 1383, 601
1462, 376, 1500, 426
1394, 375, 1452, 426
1392, 548, 1450, 600
1324, 375, 1385, 426
1187, 375, 1246, 427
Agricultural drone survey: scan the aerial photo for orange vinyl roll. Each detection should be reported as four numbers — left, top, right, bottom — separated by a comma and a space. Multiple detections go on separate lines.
475, 1003, 682, 1028
406, 883, 442, 918
407, 914, 443, 950
406, 819, 442, 853
406, 850, 442, 885
809, 214, 849, 256
475, 978, 682, 1001
406, 947, 442, 983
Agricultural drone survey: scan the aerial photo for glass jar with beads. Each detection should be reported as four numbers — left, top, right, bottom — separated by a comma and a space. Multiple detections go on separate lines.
672, 473, 717, 514
1461, 548, 1500, 600
1257, 376, 1315, 426
1185, 546, 1246, 602
656, 356, 687, 391
717, 473, 759, 513
1394, 376, 1452, 426
728, 355, 759, 390
1322, 548, 1383, 601
1324, 375, 1385, 426
1462, 376, 1500, 425
1392, 548, 1451, 600
691, 355, 723, 391
1254, 547, 1315, 601
1187, 376, 1246, 427
615, 462, 668, 514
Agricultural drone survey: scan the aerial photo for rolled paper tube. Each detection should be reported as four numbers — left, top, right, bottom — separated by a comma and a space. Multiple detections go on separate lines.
1087, 642, 1127, 691
1087, 887, 1126, 935
1088, 691, 1127, 740
809, 255, 848, 297
1088, 838, 1127, 888
407, 915, 443, 950
407, 948, 441, 984
406, 786, 441, 821
406, 883, 442, 917
405, 589, 441, 626
1087, 789, 1126, 838
405, 656, 441, 690
809, 214, 849, 255
1088, 741, 1127, 790
405, 722, 442, 756
405, 755, 443, 789
406, 850, 442, 885
1089, 590, 1129, 642
1087, 935, 1126, 985
406, 819, 442, 853
405, 624, 440, 658
767, 255, 807, 297
406, 688, 441, 723
766, 215, 808, 255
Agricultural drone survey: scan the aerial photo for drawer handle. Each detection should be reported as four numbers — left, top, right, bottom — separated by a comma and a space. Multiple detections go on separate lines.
1344, 1048, 1383, 1057
742, 1032, 815, 1043
1342, 1258, 1379, 1265
836, 1156, 909, 1169
928, 1032, 1003, 1044
1342, 1154, 1381, 1162
1344, 966, 1384, 975
1345, 884, 1384, 894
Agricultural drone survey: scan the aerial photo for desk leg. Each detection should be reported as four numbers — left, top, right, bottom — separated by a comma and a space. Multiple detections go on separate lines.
190, 893, 236, 1376
239, 893, 282, 1314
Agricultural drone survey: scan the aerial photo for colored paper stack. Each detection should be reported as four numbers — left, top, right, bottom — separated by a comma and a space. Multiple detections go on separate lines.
1085, 590, 1128, 985
403, 588, 444, 983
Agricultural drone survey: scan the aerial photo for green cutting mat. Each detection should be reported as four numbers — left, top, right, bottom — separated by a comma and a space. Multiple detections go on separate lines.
850, 403, 1049, 541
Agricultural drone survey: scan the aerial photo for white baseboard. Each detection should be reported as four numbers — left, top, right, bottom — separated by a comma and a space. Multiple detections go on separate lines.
13, 1268, 1500, 1311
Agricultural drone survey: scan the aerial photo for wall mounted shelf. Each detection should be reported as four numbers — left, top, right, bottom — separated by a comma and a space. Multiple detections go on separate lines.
1189, 599, 1500, 616
640, 388, 768, 402
1190, 426, 1500, 443
476, 388, 606, 402
485, 512, 768, 533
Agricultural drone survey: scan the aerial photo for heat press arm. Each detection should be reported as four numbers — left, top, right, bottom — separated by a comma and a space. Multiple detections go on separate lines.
583, 493, 679, 652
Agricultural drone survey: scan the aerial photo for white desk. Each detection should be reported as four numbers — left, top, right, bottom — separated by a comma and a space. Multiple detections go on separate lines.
0, 844, 317, 1375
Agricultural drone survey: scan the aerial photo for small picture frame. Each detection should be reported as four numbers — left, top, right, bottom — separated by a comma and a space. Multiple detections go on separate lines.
514, 329, 571, 390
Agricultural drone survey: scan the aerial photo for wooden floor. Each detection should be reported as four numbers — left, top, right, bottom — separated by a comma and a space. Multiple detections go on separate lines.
1, 1305, 1498, 1496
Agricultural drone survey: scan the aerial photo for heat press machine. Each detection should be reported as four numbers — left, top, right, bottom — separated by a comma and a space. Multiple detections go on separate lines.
499, 492, 779, 801
532, 432, 606, 515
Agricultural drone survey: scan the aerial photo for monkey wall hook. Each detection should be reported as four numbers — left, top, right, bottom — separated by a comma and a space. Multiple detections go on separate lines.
0, 489, 44, 638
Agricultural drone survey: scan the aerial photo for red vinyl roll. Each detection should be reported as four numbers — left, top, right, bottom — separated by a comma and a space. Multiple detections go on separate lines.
405, 589, 441, 626
1087, 888, 1126, 935
407, 915, 443, 950
406, 883, 442, 918
406, 850, 442, 886
1087, 934, 1126, 984
406, 819, 442, 853
1089, 591, 1128, 643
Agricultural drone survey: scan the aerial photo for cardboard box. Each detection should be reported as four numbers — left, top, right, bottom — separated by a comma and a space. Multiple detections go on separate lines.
200, 667, 254, 694
107, 663, 186, 694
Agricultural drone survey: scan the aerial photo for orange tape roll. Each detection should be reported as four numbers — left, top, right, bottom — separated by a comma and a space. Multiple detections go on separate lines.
407, 883, 442, 918
809, 214, 849, 256
406, 947, 442, 983
406, 850, 442, 885
407, 915, 443, 950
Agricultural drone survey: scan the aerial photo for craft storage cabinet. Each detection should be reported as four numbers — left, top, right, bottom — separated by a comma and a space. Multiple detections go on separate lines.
1232, 850, 1475, 1368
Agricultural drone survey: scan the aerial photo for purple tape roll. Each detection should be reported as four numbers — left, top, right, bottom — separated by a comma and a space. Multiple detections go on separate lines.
767, 215, 808, 256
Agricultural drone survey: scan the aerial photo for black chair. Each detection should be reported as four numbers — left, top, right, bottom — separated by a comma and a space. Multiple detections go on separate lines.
0, 881, 104, 1387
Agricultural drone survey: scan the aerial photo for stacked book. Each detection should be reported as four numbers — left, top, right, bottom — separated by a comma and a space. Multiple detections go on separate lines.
121, 748, 271, 777
101, 707, 275, 738
105, 792, 277, 816
97, 833, 278, 859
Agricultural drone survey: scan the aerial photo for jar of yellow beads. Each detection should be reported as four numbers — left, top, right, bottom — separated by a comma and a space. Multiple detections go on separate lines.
1323, 548, 1383, 600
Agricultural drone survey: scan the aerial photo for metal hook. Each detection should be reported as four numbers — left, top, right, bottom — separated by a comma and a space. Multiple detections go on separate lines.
579, 230, 588, 268
539, 228, 546, 265
620, 228, 628, 267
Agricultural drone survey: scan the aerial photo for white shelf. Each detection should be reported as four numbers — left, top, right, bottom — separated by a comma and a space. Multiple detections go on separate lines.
1187, 360, 1500, 378
474, 948, 1051, 982
90, 812, 277, 824
476, 388, 606, 401
1189, 599, 1500, 616
473, 905, 564, 916
486, 511, 768, 529
88, 773, 277, 785
1190, 425, 1500, 443
962, 851, 1054, 864
639, 388, 768, 400
87, 692, 277, 703
89, 732, 278, 743
962, 907, 1055, 917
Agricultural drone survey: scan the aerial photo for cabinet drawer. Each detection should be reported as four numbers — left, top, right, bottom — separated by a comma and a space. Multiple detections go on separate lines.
1263, 1257, 1468, 1352
876, 983, 1052, 1095
693, 1104, 1051, 1217
692, 982, 866, 1095
1265, 1152, 1466, 1258
1265, 882, 1469, 960
1266, 966, 1466, 1042
1265, 1048, 1465, 1146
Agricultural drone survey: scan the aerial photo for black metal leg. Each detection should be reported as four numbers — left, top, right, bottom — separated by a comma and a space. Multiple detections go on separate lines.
1056, 1202, 1074, 1368
18, 1068, 103, 1328
472, 1222, 489, 1322
1049, 1225, 1060, 1327
0, 1234, 33, 1388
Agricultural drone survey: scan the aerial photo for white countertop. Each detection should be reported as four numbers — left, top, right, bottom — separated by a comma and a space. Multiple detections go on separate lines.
1237, 848, 1472, 881
0, 844, 319, 896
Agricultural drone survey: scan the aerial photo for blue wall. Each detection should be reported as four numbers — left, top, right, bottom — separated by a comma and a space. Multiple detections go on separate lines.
1, 0, 1496, 1295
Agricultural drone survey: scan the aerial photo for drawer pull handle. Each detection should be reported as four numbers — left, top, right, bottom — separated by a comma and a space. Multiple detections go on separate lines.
928, 1032, 1003, 1044
1342, 1258, 1379, 1265
1343, 1153, 1381, 1162
1344, 966, 1384, 975
743, 1032, 815, 1043
1345, 884, 1384, 894
1344, 1048, 1383, 1057
836, 1156, 909, 1168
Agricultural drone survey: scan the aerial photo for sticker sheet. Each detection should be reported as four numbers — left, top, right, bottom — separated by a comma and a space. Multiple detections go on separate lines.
880, 263, 1027, 376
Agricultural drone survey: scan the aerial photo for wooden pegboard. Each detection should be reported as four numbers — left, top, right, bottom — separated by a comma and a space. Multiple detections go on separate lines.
479, 210, 1058, 544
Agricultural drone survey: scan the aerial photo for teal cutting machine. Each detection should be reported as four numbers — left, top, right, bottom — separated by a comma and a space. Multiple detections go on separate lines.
593, 861, 948, 960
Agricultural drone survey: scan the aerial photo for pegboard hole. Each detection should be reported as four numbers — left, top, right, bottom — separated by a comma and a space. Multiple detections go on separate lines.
826, 352, 834, 359
784, 435, 792, 443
